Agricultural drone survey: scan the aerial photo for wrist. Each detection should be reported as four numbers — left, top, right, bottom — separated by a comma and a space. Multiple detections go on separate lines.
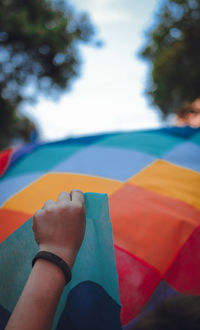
33, 251, 72, 285
38, 245, 75, 270
33, 258, 66, 288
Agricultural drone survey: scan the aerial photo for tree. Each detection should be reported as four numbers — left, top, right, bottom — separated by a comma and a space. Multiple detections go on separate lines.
0, 0, 96, 149
140, 0, 200, 118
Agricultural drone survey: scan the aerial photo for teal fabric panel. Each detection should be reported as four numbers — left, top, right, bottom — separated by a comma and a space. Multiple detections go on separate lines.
94, 131, 184, 157
0, 219, 37, 312
191, 132, 200, 145
3, 144, 82, 179
51, 145, 155, 181
53, 193, 121, 328
0, 193, 120, 329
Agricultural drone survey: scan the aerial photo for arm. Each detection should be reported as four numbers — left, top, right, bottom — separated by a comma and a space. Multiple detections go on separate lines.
6, 189, 85, 330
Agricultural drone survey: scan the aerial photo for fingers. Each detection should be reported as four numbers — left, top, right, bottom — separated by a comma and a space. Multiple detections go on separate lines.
43, 200, 56, 210
57, 191, 70, 204
70, 189, 84, 206
40, 190, 84, 211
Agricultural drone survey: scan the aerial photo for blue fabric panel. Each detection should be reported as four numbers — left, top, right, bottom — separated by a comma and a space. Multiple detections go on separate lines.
0, 172, 43, 206
56, 281, 122, 330
161, 126, 200, 138
163, 141, 200, 172
131, 127, 200, 138
51, 145, 155, 181
0, 305, 10, 330
7, 132, 120, 172
123, 280, 177, 330
143, 280, 177, 313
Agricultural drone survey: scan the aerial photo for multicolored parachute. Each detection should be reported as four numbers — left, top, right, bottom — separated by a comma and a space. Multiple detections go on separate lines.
0, 126, 200, 329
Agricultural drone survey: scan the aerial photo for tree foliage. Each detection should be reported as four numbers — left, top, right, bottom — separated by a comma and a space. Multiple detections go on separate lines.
140, 0, 200, 117
0, 0, 96, 149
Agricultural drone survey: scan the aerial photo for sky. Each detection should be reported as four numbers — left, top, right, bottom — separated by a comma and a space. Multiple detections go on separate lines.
22, 0, 163, 141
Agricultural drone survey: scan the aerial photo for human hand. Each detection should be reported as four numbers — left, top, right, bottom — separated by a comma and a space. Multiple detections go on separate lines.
32, 190, 86, 269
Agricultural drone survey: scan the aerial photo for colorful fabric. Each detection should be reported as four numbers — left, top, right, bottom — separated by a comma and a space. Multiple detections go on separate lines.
0, 126, 200, 328
0, 193, 121, 329
0, 147, 18, 178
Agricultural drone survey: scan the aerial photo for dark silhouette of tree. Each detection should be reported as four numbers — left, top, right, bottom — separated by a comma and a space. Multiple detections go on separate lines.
0, 0, 96, 149
140, 0, 200, 118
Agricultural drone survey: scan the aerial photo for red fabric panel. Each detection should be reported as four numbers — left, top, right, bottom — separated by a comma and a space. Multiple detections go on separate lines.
165, 225, 200, 293
0, 209, 31, 243
0, 148, 13, 177
114, 245, 161, 325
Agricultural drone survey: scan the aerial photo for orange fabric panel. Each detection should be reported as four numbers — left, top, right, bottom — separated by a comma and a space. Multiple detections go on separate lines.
3, 173, 122, 214
128, 160, 200, 210
0, 209, 31, 243
110, 184, 200, 273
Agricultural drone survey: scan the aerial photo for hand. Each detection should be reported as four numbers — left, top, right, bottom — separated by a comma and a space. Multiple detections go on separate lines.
32, 190, 86, 269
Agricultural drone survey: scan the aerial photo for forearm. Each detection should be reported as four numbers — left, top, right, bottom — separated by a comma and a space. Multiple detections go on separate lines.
6, 259, 66, 330
6, 189, 85, 330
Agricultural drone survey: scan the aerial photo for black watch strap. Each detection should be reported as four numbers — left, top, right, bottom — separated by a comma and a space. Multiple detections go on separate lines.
32, 251, 72, 285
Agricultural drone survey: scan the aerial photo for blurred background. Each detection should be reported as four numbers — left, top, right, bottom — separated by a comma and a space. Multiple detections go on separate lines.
1, 0, 200, 150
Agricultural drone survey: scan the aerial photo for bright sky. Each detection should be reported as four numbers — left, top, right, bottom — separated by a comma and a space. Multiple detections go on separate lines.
22, 0, 163, 141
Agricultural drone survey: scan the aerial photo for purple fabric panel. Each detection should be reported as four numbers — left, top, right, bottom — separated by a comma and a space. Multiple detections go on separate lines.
123, 280, 176, 330
9, 143, 40, 168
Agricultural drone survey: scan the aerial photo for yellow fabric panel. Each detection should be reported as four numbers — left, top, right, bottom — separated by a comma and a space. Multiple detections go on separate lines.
3, 172, 122, 214
128, 160, 200, 210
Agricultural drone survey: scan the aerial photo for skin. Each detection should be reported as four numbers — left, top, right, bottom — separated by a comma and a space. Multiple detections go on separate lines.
6, 189, 86, 330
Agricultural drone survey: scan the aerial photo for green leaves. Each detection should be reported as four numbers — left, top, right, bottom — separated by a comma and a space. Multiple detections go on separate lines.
140, 0, 200, 117
0, 0, 96, 149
